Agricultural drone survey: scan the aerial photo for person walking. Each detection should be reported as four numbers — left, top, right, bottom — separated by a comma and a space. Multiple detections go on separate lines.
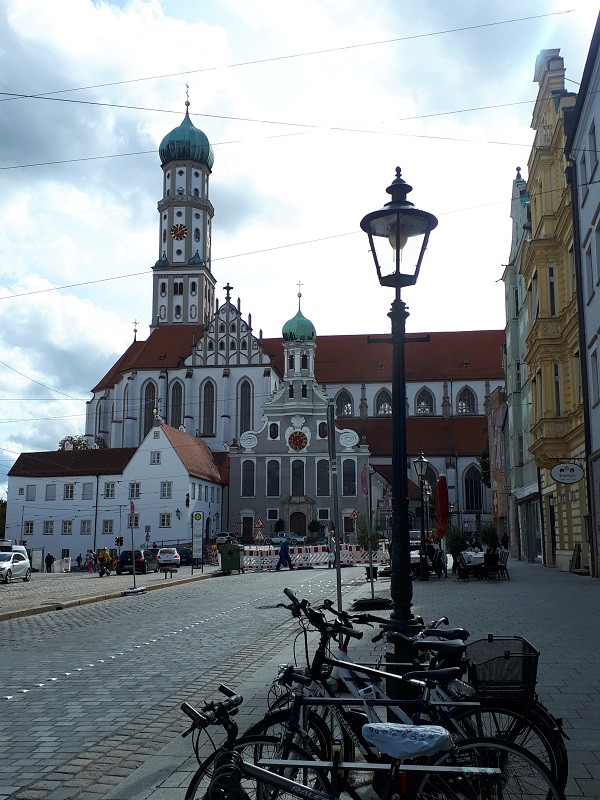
75, 553, 83, 569
275, 538, 294, 571
501, 532, 509, 549
45, 552, 54, 573
327, 530, 336, 569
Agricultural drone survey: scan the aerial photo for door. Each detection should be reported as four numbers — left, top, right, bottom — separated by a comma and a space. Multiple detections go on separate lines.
289, 512, 306, 537
242, 516, 254, 542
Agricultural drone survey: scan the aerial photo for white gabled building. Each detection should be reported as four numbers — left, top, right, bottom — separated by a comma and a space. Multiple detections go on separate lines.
6, 422, 226, 559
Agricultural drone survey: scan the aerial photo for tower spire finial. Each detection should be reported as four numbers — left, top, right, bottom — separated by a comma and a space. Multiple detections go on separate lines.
297, 281, 303, 310
185, 82, 190, 108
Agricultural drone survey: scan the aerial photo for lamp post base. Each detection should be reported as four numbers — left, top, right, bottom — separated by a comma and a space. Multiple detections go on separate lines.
419, 551, 430, 581
385, 617, 424, 702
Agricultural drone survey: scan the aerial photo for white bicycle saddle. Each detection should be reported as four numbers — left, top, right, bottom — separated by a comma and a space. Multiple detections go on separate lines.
362, 723, 453, 759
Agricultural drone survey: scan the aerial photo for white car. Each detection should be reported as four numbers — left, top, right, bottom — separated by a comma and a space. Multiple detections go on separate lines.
156, 547, 180, 567
269, 531, 307, 546
0, 551, 32, 583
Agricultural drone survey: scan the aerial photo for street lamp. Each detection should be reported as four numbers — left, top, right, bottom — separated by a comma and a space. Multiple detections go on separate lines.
413, 450, 430, 582
360, 167, 437, 679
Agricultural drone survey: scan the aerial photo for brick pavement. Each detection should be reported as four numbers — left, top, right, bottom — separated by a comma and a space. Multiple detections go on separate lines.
3, 559, 600, 800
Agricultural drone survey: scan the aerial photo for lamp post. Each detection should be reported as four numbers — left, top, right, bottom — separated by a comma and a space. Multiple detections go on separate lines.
360, 168, 437, 682
413, 450, 430, 581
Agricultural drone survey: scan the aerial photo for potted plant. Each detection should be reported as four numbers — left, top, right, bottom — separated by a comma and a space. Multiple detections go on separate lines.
445, 525, 468, 574
479, 522, 500, 552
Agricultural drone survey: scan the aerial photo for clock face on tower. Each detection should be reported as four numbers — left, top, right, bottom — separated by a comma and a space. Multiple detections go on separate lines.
288, 431, 308, 451
171, 224, 188, 240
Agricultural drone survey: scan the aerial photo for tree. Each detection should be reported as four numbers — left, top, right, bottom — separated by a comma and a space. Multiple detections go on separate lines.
477, 439, 491, 488
58, 435, 107, 450
355, 512, 379, 551
308, 519, 320, 535
274, 518, 286, 533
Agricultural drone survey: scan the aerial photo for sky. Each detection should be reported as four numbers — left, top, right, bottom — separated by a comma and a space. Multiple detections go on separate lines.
0, 0, 597, 491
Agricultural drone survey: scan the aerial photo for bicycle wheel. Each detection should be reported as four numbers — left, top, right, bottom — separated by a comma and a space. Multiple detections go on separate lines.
185, 735, 330, 800
243, 708, 333, 760
417, 737, 565, 800
452, 702, 568, 789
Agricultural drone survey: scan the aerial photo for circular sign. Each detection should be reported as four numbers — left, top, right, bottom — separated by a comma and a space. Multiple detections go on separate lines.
194, 512, 203, 521
550, 462, 584, 484
145, 533, 150, 542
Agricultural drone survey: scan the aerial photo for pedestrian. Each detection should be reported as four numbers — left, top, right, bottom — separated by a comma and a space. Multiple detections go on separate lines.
327, 530, 336, 569
76, 553, 83, 569
45, 552, 54, 573
501, 532, 509, 550
86, 551, 94, 572
275, 538, 294, 571
92, 551, 98, 573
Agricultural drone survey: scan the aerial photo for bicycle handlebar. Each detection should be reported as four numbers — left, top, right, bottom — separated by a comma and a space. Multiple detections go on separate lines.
180, 687, 243, 731
283, 589, 363, 640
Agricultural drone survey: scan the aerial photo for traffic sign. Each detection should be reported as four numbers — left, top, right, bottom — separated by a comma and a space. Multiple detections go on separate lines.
350, 509, 359, 519
254, 531, 266, 543
145, 532, 150, 542
254, 517, 265, 529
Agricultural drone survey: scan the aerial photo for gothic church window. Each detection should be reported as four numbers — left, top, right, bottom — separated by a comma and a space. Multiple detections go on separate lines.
416, 388, 434, 415
142, 382, 156, 438
170, 382, 183, 429
464, 466, 483, 512
375, 389, 392, 417
335, 390, 353, 417
239, 380, 252, 436
202, 381, 215, 436
457, 387, 477, 415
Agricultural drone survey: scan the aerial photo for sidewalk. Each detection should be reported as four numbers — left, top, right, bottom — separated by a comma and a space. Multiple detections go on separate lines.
108, 559, 600, 800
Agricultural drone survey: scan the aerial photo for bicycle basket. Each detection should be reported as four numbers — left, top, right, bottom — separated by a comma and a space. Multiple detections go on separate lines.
466, 635, 539, 700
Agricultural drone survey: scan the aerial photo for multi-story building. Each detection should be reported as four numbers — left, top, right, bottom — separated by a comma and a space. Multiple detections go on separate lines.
519, 49, 587, 572
565, 12, 600, 577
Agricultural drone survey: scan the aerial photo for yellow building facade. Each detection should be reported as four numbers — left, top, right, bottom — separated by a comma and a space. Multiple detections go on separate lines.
521, 50, 589, 572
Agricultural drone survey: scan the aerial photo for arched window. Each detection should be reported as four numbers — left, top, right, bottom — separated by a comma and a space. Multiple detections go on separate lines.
375, 389, 392, 417
269, 423, 279, 439
318, 422, 328, 438
241, 460, 255, 497
266, 460, 280, 497
239, 380, 252, 435
160, 282, 167, 296
123, 384, 129, 416
170, 382, 183, 429
288, 354, 295, 370
291, 460, 305, 496
159, 305, 166, 320
342, 460, 356, 496
335, 390, 353, 417
301, 353, 308, 369
142, 382, 156, 438
316, 459, 330, 496
457, 387, 477, 415
464, 466, 483, 512
416, 388, 434, 415
202, 381, 216, 435
190, 281, 197, 295
301, 383, 308, 398
241, 339, 247, 350
289, 385, 294, 398
174, 305, 182, 319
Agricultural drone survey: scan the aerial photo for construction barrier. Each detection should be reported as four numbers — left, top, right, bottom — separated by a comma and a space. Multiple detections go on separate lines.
237, 543, 390, 571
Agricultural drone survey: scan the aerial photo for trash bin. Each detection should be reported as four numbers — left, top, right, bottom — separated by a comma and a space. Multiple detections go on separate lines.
218, 543, 244, 574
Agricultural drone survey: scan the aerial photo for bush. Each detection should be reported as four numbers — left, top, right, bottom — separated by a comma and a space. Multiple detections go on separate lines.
445, 525, 468, 558
356, 513, 379, 551
479, 522, 499, 550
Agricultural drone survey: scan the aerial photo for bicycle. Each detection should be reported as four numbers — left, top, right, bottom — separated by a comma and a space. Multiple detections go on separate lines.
246, 590, 567, 791
181, 684, 566, 800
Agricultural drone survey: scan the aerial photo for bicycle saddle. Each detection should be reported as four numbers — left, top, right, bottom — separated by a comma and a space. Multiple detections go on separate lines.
362, 723, 453, 759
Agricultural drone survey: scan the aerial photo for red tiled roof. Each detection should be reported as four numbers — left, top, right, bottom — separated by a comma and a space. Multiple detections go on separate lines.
8, 448, 136, 478
93, 325, 204, 392
341, 416, 488, 459
161, 424, 225, 483
263, 330, 505, 384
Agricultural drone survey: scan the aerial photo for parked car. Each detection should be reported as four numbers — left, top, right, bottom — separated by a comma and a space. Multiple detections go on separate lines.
115, 549, 159, 575
157, 547, 180, 567
215, 533, 239, 545
269, 531, 307, 546
178, 546, 197, 566
0, 551, 32, 583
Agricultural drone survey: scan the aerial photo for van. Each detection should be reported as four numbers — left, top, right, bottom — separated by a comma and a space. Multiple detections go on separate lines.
0, 539, 28, 558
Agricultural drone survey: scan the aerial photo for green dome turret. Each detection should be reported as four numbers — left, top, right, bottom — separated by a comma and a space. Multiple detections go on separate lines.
282, 295, 316, 342
159, 105, 214, 169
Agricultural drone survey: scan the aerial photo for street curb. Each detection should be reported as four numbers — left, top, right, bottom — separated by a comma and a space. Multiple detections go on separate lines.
0, 569, 221, 622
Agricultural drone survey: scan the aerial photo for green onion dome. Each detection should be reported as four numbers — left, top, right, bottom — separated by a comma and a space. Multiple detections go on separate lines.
159, 106, 214, 169
282, 308, 316, 342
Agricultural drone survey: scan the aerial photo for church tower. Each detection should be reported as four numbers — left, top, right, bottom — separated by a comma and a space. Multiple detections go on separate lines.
151, 99, 216, 330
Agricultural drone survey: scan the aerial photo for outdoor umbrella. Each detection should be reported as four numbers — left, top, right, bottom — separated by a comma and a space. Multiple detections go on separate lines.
435, 474, 449, 538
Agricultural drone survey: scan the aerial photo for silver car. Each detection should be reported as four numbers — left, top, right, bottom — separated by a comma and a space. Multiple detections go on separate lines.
0, 551, 32, 583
